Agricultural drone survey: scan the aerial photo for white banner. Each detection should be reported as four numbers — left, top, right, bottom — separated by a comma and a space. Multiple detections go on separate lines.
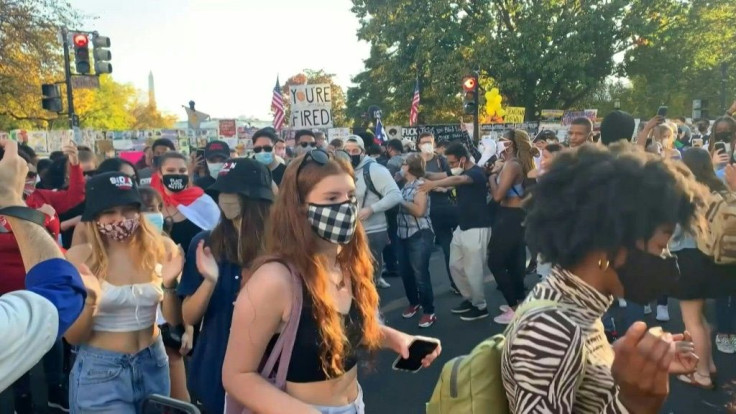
328, 127, 350, 141
289, 84, 333, 128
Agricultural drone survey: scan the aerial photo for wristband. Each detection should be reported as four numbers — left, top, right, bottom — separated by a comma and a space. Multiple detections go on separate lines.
0, 206, 46, 227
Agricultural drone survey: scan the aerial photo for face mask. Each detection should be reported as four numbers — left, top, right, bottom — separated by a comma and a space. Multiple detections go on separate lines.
399, 168, 406, 178
496, 141, 510, 156
162, 174, 188, 192
350, 154, 362, 168
255, 152, 274, 165
207, 162, 224, 179
143, 212, 164, 234
615, 247, 680, 305
450, 167, 464, 176
152, 155, 162, 169
23, 179, 35, 198
97, 216, 140, 242
307, 199, 358, 245
420, 143, 434, 154
219, 200, 242, 220
715, 131, 733, 143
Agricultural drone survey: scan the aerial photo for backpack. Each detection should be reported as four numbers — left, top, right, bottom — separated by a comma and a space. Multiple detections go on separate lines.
425, 299, 586, 414
697, 190, 736, 264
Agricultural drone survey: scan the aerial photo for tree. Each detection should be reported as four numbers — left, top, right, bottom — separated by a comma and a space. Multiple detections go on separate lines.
280, 69, 348, 127
73, 76, 137, 130
0, 0, 81, 129
130, 99, 178, 130
348, 0, 674, 122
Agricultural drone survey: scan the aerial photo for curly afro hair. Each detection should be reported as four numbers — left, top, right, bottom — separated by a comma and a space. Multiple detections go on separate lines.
524, 143, 708, 268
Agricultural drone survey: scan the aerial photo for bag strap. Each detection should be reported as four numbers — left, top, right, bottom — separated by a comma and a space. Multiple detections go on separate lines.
362, 162, 381, 200
259, 259, 303, 386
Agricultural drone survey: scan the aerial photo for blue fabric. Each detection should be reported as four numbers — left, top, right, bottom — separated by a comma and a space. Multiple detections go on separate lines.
177, 230, 242, 414
25, 258, 86, 341
397, 229, 435, 314
69, 335, 169, 413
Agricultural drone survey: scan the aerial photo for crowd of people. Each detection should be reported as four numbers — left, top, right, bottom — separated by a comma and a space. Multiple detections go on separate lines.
1, 100, 736, 413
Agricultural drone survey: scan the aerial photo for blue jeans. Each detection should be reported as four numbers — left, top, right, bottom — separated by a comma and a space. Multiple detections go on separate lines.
398, 229, 435, 314
716, 296, 736, 334
312, 384, 365, 414
70, 335, 170, 413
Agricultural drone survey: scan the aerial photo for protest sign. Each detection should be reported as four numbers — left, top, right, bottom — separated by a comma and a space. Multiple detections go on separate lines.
562, 109, 598, 126
328, 127, 350, 141
504, 107, 526, 123
290, 84, 333, 128
219, 119, 237, 138
401, 124, 466, 142
540, 109, 564, 122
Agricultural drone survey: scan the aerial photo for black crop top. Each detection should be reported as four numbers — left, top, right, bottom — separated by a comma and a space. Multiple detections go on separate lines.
265, 290, 364, 383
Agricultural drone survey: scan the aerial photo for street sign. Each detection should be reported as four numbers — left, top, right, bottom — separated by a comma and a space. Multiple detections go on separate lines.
71, 75, 100, 90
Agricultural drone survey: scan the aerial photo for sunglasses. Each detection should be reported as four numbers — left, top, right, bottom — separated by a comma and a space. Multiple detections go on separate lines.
26, 171, 38, 180
253, 145, 273, 154
296, 148, 330, 179
299, 142, 317, 148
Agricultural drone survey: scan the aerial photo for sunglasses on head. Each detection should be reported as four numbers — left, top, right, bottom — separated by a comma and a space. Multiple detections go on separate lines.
253, 145, 273, 153
299, 142, 317, 148
296, 148, 330, 179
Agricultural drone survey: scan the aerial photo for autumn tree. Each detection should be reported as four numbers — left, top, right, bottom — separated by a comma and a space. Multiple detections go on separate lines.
281, 69, 348, 127
130, 99, 178, 129
73, 76, 137, 130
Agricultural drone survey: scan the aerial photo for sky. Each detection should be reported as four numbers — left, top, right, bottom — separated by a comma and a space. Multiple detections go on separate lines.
68, 0, 370, 121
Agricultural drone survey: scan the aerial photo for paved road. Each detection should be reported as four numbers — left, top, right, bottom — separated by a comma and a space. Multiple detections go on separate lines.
361, 249, 736, 414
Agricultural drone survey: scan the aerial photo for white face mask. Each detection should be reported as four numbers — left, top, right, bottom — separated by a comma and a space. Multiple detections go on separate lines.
496, 141, 510, 156
450, 167, 464, 176
207, 162, 225, 179
420, 143, 434, 154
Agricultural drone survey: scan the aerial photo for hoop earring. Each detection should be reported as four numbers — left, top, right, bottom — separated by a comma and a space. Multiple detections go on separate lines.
598, 258, 610, 272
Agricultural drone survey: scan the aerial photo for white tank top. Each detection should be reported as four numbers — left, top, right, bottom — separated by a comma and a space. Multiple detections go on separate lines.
93, 281, 163, 332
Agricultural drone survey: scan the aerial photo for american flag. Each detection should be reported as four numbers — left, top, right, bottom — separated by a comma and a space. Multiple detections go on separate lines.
271, 76, 285, 131
409, 78, 420, 126
375, 118, 386, 144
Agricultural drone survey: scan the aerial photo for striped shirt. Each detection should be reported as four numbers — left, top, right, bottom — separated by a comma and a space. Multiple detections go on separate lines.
501, 267, 630, 413
397, 179, 432, 239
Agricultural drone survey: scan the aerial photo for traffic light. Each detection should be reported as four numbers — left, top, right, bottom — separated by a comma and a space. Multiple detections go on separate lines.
93, 34, 112, 75
72, 33, 91, 74
41, 84, 62, 113
462, 75, 478, 115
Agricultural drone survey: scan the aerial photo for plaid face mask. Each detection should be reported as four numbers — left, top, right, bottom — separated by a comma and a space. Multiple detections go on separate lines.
96, 216, 140, 241
307, 199, 358, 245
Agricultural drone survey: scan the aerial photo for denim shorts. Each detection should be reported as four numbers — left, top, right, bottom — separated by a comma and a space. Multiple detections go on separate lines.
69, 335, 170, 413
312, 384, 365, 414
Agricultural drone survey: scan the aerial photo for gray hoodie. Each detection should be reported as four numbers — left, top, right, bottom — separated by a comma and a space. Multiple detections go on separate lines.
354, 156, 403, 234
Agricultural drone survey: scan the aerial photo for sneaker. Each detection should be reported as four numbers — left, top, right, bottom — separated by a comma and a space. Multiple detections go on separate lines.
493, 308, 516, 325
402, 304, 421, 319
451, 300, 474, 314
618, 298, 627, 308
460, 306, 489, 321
47, 383, 70, 412
499, 305, 511, 313
716, 334, 735, 354
418, 314, 437, 328
656, 305, 670, 322
643, 304, 652, 315
376, 277, 391, 288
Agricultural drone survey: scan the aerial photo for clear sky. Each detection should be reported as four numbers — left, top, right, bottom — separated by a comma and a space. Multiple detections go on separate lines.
68, 0, 369, 121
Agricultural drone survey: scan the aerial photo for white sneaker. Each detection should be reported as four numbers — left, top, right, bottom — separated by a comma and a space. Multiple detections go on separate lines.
643, 304, 652, 315
618, 298, 627, 308
376, 277, 391, 288
716, 334, 735, 354
656, 305, 670, 322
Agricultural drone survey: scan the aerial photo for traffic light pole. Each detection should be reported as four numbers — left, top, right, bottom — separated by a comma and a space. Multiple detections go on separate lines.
61, 27, 77, 129
473, 71, 480, 143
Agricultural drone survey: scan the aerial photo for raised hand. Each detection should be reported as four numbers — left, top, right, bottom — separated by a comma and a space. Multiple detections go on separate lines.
0, 140, 28, 208
195, 239, 219, 283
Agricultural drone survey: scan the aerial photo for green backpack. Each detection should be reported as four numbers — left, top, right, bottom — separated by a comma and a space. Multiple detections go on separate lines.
426, 299, 584, 414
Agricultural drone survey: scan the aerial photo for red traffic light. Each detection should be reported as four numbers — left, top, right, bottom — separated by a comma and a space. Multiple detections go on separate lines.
73, 33, 89, 48
462, 76, 477, 92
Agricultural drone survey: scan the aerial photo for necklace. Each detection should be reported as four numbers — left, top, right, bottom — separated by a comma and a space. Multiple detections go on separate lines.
329, 263, 347, 290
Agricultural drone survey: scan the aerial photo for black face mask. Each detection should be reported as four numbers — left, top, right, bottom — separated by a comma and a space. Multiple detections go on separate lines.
715, 131, 733, 143
350, 154, 362, 168
615, 248, 680, 305
162, 174, 188, 193
152, 155, 162, 168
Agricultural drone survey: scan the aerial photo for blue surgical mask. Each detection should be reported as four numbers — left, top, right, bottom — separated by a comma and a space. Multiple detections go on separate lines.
255, 151, 274, 165
143, 212, 164, 234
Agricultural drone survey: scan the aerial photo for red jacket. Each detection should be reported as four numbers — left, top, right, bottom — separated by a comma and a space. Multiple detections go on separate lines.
0, 164, 85, 294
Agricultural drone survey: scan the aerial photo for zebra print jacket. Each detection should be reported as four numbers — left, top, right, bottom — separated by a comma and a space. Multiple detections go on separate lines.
501, 267, 630, 413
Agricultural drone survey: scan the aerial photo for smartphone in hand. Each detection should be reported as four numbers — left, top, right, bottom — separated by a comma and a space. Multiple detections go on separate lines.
392, 337, 440, 373
657, 106, 668, 118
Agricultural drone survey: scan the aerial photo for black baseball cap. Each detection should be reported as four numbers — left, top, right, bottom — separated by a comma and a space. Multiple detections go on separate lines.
207, 158, 274, 202
82, 172, 142, 221
204, 140, 230, 160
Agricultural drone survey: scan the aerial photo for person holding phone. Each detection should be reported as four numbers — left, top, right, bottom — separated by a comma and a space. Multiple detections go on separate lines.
222, 149, 440, 414
502, 143, 701, 413
710, 116, 736, 181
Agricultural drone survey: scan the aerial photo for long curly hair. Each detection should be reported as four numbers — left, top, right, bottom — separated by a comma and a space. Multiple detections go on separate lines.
257, 153, 382, 378
525, 143, 708, 268
84, 215, 167, 281
509, 129, 535, 176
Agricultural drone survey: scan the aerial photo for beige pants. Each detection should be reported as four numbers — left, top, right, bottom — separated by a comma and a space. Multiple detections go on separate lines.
449, 227, 492, 309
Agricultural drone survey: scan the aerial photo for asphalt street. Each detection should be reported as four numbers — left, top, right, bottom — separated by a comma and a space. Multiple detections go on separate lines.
361, 249, 736, 414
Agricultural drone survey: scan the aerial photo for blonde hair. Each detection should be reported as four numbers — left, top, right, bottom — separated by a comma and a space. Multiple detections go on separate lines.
85, 216, 167, 280
510, 129, 536, 176
653, 123, 676, 149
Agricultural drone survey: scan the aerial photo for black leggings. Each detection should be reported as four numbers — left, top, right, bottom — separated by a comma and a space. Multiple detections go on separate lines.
487, 207, 527, 307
